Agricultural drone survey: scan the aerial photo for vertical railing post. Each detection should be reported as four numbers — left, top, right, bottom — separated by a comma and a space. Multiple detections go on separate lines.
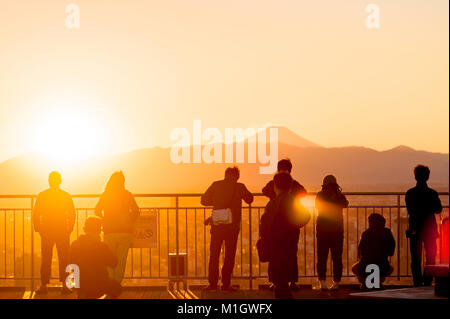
175, 195, 179, 290
30, 197, 35, 291
397, 194, 401, 280
248, 204, 253, 290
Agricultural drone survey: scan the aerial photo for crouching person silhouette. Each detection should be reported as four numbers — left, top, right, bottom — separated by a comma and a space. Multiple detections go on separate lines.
260, 172, 310, 299
70, 216, 122, 299
352, 213, 395, 290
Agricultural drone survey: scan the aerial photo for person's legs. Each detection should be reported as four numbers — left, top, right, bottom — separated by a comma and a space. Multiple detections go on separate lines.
423, 235, 437, 286
330, 232, 344, 282
289, 230, 300, 285
113, 234, 132, 283
272, 253, 292, 299
55, 233, 71, 284
409, 235, 423, 286
104, 234, 119, 279
39, 233, 54, 286
208, 227, 224, 287
221, 227, 239, 288
274, 282, 292, 299
316, 231, 329, 281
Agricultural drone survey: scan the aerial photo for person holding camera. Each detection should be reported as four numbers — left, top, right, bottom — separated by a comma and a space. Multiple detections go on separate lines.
405, 165, 442, 287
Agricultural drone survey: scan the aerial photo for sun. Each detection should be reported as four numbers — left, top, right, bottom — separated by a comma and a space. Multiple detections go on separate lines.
29, 103, 109, 163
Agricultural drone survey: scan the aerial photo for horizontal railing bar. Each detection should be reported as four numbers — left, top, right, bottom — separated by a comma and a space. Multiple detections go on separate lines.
1, 192, 449, 199
2, 205, 448, 212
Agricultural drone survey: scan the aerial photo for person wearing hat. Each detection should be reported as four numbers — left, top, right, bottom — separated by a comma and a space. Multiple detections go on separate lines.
352, 213, 396, 289
315, 175, 348, 291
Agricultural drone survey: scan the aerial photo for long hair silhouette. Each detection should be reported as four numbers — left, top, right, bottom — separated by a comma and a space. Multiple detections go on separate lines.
104, 171, 125, 198
104, 171, 126, 195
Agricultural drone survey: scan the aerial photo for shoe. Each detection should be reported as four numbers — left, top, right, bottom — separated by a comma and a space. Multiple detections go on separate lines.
221, 285, 237, 292
289, 283, 300, 291
329, 281, 339, 291
61, 286, 73, 295
35, 285, 48, 295
203, 284, 218, 291
319, 280, 327, 291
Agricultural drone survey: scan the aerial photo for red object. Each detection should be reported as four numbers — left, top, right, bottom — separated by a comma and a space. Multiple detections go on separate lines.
440, 217, 449, 264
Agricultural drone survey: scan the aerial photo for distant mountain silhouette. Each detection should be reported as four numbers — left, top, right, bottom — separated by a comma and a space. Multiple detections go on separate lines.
255, 125, 321, 148
0, 127, 448, 194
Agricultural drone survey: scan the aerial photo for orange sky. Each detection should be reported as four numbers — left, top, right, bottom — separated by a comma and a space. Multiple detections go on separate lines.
0, 0, 448, 163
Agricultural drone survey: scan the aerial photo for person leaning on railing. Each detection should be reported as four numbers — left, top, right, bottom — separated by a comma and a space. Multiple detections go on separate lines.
201, 166, 253, 291
95, 171, 140, 284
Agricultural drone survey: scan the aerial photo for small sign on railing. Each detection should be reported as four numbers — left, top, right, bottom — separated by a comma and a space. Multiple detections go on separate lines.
132, 209, 158, 248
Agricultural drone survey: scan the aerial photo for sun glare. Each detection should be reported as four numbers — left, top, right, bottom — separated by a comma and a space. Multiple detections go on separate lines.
29, 104, 109, 163
300, 195, 316, 208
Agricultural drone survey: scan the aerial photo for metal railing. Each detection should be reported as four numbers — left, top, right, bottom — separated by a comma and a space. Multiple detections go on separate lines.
0, 192, 448, 289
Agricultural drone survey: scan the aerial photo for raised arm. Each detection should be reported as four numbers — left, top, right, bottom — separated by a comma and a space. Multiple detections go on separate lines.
262, 180, 276, 200
241, 184, 254, 205
129, 193, 140, 222
94, 195, 104, 218
339, 193, 349, 209
201, 182, 215, 207
432, 190, 443, 215
67, 195, 76, 233
32, 195, 42, 233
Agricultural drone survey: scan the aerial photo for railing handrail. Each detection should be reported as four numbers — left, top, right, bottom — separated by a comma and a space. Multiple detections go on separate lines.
0, 191, 449, 199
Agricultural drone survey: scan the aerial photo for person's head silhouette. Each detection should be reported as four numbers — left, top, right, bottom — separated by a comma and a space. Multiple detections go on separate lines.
277, 159, 292, 174
105, 171, 126, 193
83, 216, 102, 236
414, 165, 430, 184
224, 166, 240, 182
48, 171, 62, 189
368, 213, 386, 229
321, 174, 341, 192
274, 172, 292, 196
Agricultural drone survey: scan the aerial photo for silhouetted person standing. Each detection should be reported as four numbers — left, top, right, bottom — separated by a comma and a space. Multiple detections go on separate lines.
352, 213, 395, 289
315, 175, 348, 291
260, 173, 310, 299
70, 216, 122, 299
405, 165, 442, 287
201, 167, 253, 291
32, 171, 75, 295
95, 171, 140, 284
262, 159, 306, 290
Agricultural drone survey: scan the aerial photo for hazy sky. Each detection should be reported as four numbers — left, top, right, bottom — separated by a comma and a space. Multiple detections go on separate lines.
0, 0, 448, 163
